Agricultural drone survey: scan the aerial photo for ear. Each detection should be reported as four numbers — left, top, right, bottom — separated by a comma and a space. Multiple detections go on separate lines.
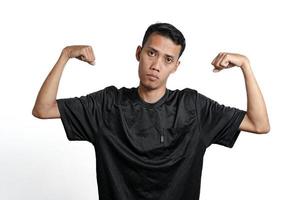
136, 46, 142, 61
171, 60, 181, 73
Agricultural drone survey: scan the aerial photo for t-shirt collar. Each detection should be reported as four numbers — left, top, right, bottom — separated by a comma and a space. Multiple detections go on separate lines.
134, 87, 169, 109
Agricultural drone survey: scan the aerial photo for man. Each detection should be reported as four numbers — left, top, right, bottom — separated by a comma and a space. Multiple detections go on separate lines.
32, 23, 270, 200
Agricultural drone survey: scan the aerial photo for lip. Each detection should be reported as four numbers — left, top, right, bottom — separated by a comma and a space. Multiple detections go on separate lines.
146, 74, 159, 79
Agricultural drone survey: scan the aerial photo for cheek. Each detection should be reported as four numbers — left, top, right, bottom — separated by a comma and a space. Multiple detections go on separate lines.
139, 59, 150, 72
141, 54, 153, 65
138, 64, 143, 77
161, 69, 173, 81
138, 63, 147, 79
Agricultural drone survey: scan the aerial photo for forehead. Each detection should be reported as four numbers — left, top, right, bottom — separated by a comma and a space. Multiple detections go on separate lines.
143, 33, 181, 58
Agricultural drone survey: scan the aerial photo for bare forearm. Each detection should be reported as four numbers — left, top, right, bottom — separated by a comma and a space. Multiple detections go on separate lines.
32, 49, 69, 116
241, 63, 270, 132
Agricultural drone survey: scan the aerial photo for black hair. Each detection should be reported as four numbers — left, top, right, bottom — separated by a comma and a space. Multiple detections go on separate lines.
142, 22, 186, 58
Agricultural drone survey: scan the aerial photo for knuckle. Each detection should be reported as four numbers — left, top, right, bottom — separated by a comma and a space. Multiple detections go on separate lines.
87, 46, 92, 51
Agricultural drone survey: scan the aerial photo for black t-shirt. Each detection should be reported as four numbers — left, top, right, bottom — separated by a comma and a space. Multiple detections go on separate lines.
56, 85, 246, 200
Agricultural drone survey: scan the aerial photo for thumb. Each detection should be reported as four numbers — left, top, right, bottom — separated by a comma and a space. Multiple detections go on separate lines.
89, 61, 96, 66
213, 68, 221, 73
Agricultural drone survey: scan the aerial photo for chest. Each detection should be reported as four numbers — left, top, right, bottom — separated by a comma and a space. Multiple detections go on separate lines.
102, 104, 197, 151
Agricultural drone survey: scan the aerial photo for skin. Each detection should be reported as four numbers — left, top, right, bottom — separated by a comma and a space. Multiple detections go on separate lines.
135, 33, 181, 103
31, 45, 95, 119
211, 52, 270, 133
32, 33, 270, 134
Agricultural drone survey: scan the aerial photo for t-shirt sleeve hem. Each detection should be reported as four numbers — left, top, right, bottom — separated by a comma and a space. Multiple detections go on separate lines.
221, 110, 247, 148
56, 99, 77, 141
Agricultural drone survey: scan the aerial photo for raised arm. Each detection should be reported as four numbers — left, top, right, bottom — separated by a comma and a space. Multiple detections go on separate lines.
32, 45, 95, 119
211, 52, 270, 134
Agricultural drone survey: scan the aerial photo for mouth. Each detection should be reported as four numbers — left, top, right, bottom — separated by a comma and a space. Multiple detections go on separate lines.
146, 74, 159, 79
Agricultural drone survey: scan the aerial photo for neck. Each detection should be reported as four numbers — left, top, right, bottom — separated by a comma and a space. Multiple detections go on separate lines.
137, 84, 166, 104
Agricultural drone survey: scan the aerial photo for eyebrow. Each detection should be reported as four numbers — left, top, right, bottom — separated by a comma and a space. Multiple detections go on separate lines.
147, 46, 176, 59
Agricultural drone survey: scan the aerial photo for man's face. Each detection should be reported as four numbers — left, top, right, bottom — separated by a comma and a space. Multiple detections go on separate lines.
136, 33, 181, 91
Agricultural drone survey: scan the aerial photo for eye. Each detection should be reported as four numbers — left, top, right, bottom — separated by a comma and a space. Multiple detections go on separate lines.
165, 57, 173, 64
148, 50, 156, 57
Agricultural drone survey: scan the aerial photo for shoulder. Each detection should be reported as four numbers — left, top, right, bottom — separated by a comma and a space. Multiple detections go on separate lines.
169, 88, 215, 109
169, 87, 198, 101
101, 85, 135, 106
83, 85, 120, 107
85, 85, 117, 100
97, 85, 123, 97
103, 85, 132, 95
167, 87, 199, 110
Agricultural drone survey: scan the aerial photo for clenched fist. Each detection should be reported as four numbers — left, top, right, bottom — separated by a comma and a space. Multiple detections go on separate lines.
63, 45, 96, 65
211, 52, 250, 72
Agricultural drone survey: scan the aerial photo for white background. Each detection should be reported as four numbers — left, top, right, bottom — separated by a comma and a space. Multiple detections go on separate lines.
1, 0, 299, 199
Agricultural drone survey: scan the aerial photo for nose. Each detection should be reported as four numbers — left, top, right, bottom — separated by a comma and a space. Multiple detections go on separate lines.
150, 57, 162, 72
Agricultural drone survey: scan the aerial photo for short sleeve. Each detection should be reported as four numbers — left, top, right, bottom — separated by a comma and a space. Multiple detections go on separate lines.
56, 89, 104, 144
196, 93, 246, 148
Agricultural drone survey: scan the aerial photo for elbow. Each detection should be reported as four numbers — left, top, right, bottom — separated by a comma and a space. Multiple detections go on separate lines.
32, 102, 59, 119
255, 124, 271, 134
248, 115, 270, 134
32, 107, 46, 119
32, 107, 42, 119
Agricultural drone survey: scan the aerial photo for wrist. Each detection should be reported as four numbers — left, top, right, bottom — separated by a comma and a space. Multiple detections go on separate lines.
240, 62, 253, 77
63, 46, 71, 57
240, 59, 251, 71
60, 47, 71, 62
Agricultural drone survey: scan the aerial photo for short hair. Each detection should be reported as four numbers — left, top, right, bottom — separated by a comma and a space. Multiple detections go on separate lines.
142, 22, 186, 58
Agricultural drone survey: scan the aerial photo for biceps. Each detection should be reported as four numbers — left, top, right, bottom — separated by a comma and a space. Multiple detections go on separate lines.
33, 102, 61, 119
239, 114, 257, 133
49, 102, 61, 119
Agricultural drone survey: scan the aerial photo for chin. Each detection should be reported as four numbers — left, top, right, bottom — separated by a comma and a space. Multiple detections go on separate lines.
140, 80, 160, 91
